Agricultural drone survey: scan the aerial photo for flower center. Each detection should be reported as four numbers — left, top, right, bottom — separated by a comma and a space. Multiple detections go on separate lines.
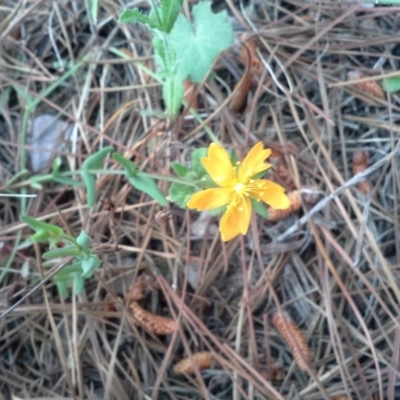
234, 182, 247, 195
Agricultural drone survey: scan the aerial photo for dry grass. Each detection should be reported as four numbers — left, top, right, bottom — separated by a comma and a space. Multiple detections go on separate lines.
1, 0, 400, 399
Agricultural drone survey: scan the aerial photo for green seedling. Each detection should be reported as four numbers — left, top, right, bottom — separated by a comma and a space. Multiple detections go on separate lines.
119, 0, 233, 117
112, 152, 168, 205
20, 215, 101, 298
382, 75, 400, 93
169, 147, 212, 208
81, 146, 114, 207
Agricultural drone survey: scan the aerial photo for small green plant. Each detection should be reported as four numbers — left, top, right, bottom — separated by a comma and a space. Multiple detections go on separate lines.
119, 0, 233, 117
20, 215, 101, 298
382, 75, 400, 93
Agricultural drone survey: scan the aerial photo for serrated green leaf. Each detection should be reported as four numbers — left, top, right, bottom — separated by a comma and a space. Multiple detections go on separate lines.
382, 75, 400, 93
119, 8, 157, 28
169, 1, 233, 83
169, 182, 196, 208
251, 198, 269, 219
163, 75, 184, 116
191, 148, 207, 178
171, 162, 189, 177
128, 173, 168, 206
76, 230, 91, 253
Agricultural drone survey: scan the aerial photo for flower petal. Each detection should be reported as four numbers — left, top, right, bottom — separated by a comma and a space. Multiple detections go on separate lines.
237, 142, 272, 182
250, 179, 291, 209
201, 143, 237, 187
219, 195, 252, 241
186, 188, 234, 210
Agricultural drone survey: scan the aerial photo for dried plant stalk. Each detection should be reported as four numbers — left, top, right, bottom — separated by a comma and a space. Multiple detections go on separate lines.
183, 79, 198, 111
260, 363, 284, 381
231, 72, 255, 113
239, 33, 262, 69
128, 272, 158, 302
272, 312, 312, 371
348, 70, 385, 100
267, 190, 302, 221
352, 150, 369, 194
173, 351, 215, 374
129, 301, 176, 335
231, 34, 262, 113
269, 150, 297, 191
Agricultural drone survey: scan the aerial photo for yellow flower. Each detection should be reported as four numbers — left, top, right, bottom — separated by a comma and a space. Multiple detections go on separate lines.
186, 142, 291, 241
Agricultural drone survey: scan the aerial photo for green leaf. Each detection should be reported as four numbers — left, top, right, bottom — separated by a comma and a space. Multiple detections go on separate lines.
42, 247, 83, 260
128, 173, 168, 206
81, 255, 101, 278
54, 262, 83, 279
81, 146, 113, 207
191, 148, 207, 178
169, 1, 233, 83
85, 0, 98, 24
29, 230, 52, 243
196, 174, 217, 189
160, 0, 183, 32
112, 152, 137, 176
72, 271, 85, 294
251, 198, 269, 219
169, 182, 196, 208
21, 215, 64, 236
52, 157, 83, 186
171, 162, 189, 177
54, 176, 83, 187
163, 75, 184, 116
28, 178, 43, 190
56, 280, 69, 299
82, 146, 114, 171
81, 171, 96, 208
382, 76, 400, 93
21, 259, 30, 278
76, 230, 91, 253
119, 8, 157, 28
